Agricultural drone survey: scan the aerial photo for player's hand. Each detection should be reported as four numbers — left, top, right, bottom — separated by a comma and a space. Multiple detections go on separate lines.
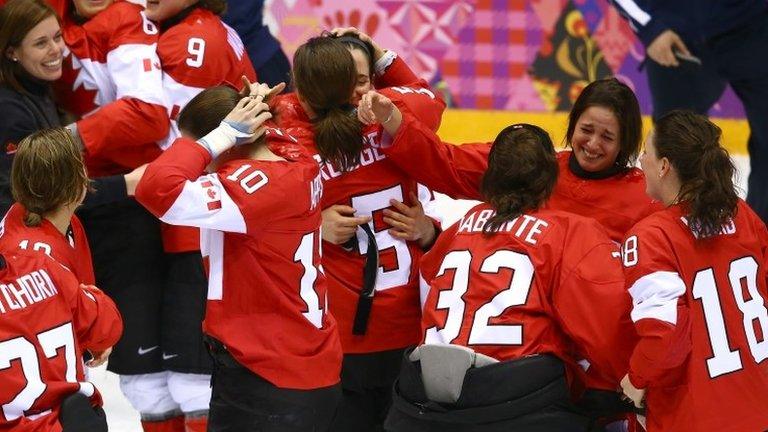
358, 90, 403, 136
223, 96, 272, 142
647, 30, 690, 67
358, 90, 392, 124
383, 192, 437, 248
124, 164, 147, 196
620, 374, 646, 409
329, 27, 385, 61
86, 347, 112, 368
322, 205, 372, 245
239, 75, 286, 101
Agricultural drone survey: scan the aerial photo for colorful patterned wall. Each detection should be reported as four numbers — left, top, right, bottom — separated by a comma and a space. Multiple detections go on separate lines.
266, 0, 746, 118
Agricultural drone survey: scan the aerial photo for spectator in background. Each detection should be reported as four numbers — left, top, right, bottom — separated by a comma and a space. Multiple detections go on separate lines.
608, 0, 768, 224
223, 0, 291, 89
0, 0, 64, 215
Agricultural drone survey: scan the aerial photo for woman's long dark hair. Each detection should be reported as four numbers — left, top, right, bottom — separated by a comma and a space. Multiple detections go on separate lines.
654, 110, 738, 238
293, 36, 362, 171
481, 124, 558, 234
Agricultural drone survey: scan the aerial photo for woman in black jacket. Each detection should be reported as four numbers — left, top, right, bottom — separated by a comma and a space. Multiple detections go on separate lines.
0, 0, 64, 215
0, 0, 141, 217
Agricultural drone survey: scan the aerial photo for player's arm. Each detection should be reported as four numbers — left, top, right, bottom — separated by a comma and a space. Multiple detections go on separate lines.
375, 53, 420, 88
606, 0, 668, 46
136, 97, 271, 232
357, 91, 488, 199
51, 259, 123, 352
621, 227, 691, 390
72, 5, 169, 160
386, 114, 488, 199
554, 224, 636, 387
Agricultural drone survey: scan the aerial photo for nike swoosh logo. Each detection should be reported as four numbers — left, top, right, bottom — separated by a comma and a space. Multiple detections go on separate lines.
162, 353, 178, 360
137, 346, 159, 355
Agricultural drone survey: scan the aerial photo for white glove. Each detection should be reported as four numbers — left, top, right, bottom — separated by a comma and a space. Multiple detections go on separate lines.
196, 120, 256, 159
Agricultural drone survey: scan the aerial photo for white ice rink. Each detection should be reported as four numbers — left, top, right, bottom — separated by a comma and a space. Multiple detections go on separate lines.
95, 155, 751, 431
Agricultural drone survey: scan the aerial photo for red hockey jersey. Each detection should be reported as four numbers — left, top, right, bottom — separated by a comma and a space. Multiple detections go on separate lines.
155, 7, 257, 253
0, 203, 94, 285
52, 1, 168, 176
622, 200, 768, 432
380, 116, 660, 242
272, 63, 446, 353
420, 203, 634, 389
0, 251, 122, 432
135, 132, 341, 389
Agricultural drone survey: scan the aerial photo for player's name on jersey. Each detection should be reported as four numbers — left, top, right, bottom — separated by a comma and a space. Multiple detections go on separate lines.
310, 173, 323, 211
679, 216, 736, 238
316, 132, 386, 180
458, 209, 549, 245
0, 269, 59, 314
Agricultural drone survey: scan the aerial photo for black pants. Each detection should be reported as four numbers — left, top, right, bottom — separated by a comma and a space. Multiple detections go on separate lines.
329, 348, 407, 432
645, 9, 768, 222
385, 353, 592, 432
207, 339, 341, 432
78, 200, 166, 375
161, 251, 212, 374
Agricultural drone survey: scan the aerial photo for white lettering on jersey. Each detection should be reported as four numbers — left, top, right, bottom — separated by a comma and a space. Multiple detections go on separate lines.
457, 210, 548, 245
679, 216, 736, 238
317, 145, 387, 181
310, 173, 323, 211
0, 270, 59, 314
222, 22, 245, 61
389, 86, 436, 99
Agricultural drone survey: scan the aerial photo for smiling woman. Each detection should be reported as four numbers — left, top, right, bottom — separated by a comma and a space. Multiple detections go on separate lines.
0, 0, 65, 215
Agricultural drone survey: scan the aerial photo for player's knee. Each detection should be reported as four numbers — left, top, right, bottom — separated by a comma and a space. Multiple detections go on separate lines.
167, 372, 212, 413
119, 372, 179, 415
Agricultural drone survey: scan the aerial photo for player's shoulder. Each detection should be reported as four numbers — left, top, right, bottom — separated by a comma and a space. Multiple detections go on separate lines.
272, 93, 310, 126
0, 248, 65, 278
162, 8, 227, 43
83, 1, 147, 39
626, 206, 681, 241
538, 207, 609, 236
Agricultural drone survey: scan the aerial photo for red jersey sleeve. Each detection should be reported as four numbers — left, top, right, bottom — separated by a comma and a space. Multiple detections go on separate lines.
75, 3, 168, 164
622, 221, 691, 389
137, 131, 311, 234
382, 114, 489, 199
65, 280, 123, 352
553, 219, 635, 386
382, 82, 446, 133
375, 54, 420, 88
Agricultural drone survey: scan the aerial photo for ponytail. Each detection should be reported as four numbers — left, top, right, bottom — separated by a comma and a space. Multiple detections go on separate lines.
23, 209, 43, 227
481, 124, 557, 234
293, 36, 361, 172
682, 144, 738, 237
313, 107, 364, 171
655, 111, 738, 238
